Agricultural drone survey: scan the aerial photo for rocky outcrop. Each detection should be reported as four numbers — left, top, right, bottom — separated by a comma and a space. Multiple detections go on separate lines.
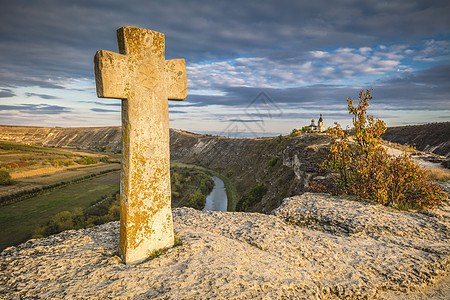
1, 193, 449, 299
382, 122, 450, 158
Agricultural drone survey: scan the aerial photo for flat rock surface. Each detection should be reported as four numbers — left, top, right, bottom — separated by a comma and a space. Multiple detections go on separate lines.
1, 193, 449, 299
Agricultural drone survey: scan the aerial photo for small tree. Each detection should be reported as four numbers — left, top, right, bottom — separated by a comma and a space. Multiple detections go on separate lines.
289, 128, 302, 137
0, 170, 14, 185
301, 126, 312, 133
320, 90, 446, 210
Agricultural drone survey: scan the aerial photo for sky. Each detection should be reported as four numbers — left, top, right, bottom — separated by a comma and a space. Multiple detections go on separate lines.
0, 0, 449, 137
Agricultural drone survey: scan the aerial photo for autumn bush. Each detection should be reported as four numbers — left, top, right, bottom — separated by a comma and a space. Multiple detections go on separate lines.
78, 156, 98, 165
317, 90, 446, 210
0, 169, 14, 185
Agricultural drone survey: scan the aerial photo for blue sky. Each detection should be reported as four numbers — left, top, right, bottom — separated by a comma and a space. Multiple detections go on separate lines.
0, 0, 449, 137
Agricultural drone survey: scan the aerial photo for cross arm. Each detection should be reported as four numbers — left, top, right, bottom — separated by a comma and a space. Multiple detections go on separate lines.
94, 50, 128, 99
166, 59, 187, 101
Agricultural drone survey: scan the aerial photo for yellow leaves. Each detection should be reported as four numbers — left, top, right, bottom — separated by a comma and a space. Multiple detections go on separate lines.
321, 90, 446, 210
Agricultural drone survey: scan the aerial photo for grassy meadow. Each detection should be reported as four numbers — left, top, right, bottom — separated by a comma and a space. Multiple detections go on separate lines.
0, 141, 220, 250
0, 141, 121, 250
0, 172, 120, 250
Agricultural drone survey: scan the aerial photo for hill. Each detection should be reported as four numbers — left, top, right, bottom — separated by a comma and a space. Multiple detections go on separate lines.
0, 125, 122, 152
2, 124, 449, 212
382, 122, 450, 157
0, 126, 330, 212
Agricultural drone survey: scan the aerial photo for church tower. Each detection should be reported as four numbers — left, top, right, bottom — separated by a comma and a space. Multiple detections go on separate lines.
309, 118, 317, 132
317, 114, 325, 132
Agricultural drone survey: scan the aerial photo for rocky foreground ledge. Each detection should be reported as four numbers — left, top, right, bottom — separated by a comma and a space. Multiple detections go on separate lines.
1, 193, 449, 299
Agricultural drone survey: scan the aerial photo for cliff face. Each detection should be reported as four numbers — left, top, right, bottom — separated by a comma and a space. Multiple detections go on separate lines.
382, 122, 450, 157
1, 193, 449, 299
0, 125, 122, 152
169, 130, 330, 212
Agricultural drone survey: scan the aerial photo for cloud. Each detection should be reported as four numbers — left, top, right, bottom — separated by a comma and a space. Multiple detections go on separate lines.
0, 74, 66, 90
412, 40, 450, 62
87, 101, 121, 107
1, 0, 449, 87
0, 89, 15, 98
90, 108, 120, 113
0, 0, 449, 129
226, 119, 263, 123
25, 92, 60, 99
0, 104, 71, 114
186, 43, 425, 93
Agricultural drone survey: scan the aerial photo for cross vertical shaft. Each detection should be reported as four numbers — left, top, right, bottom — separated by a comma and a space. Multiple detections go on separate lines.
94, 27, 187, 264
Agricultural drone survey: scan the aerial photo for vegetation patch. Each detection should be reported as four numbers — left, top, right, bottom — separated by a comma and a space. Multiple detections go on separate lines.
32, 192, 120, 238
0, 172, 120, 251
236, 184, 268, 212
171, 162, 239, 211
77, 156, 98, 165
144, 236, 183, 263
426, 168, 450, 182
0, 169, 119, 207
0, 170, 14, 185
171, 166, 214, 210
312, 90, 447, 210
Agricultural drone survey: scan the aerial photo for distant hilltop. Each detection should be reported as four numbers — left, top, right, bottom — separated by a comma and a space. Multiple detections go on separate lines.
1, 122, 449, 157
0, 125, 122, 152
381, 122, 450, 158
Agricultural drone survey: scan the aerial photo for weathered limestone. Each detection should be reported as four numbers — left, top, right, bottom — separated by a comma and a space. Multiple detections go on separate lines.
94, 27, 187, 263
1, 193, 449, 298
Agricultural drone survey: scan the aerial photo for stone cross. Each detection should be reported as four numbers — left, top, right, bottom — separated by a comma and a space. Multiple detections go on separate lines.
94, 27, 187, 264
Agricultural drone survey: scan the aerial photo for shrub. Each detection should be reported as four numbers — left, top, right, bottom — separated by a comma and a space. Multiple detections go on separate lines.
301, 126, 312, 133
199, 176, 214, 195
0, 170, 14, 185
319, 90, 446, 210
100, 156, 110, 163
268, 157, 282, 168
236, 184, 268, 212
187, 191, 206, 210
108, 204, 121, 221
78, 156, 98, 165
289, 129, 301, 137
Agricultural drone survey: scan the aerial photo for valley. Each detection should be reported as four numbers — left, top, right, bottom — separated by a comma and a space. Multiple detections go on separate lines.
1, 123, 449, 251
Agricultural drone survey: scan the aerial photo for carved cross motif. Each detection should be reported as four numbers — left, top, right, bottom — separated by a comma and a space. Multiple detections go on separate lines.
94, 26, 187, 264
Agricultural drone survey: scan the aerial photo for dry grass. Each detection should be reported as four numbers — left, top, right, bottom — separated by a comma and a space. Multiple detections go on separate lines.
11, 166, 65, 179
18, 164, 119, 185
427, 168, 450, 182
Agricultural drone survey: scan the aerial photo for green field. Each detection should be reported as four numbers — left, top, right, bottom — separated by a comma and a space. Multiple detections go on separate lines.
0, 143, 231, 251
0, 172, 119, 251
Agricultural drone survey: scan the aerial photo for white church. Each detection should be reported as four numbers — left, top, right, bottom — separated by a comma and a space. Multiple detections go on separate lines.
309, 114, 325, 132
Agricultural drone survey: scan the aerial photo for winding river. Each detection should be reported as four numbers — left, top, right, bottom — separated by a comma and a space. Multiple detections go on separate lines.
203, 176, 228, 212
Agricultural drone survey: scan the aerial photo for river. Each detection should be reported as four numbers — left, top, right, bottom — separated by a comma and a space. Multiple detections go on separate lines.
203, 176, 228, 212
